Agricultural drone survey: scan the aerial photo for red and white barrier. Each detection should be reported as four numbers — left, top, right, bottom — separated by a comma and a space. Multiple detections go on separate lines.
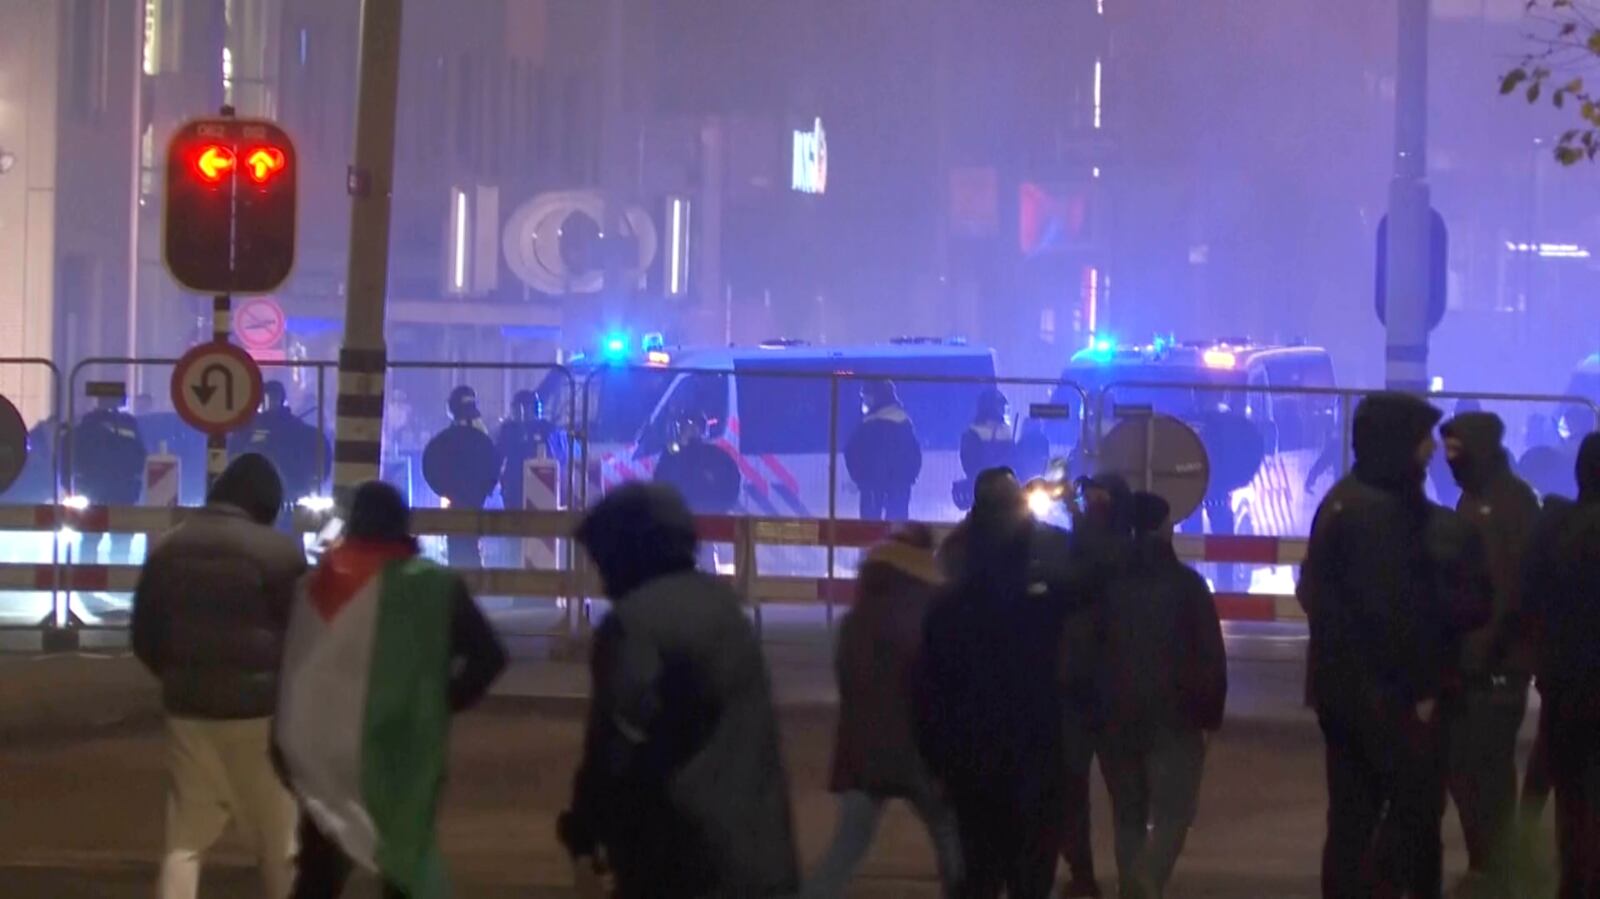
0, 503, 1311, 624
144, 452, 180, 508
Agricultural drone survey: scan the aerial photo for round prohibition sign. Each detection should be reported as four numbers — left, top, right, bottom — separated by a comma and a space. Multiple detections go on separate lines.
171, 342, 264, 435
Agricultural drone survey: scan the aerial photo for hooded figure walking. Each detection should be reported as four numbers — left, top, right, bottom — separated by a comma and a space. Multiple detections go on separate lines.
804, 524, 963, 899
1521, 433, 1600, 897
1298, 392, 1493, 899
560, 483, 799, 899
1438, 411, 1540, 898
919, 468, 1076, 898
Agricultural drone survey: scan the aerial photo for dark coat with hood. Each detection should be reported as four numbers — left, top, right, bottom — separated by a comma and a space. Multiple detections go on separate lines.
1297, 393, 1493, 719
560, 484, 798, 899
131, 453, 305, 719
918, 493, 1078, 812
1441, 412, 1541, 679
1522, 433, 1600, 718
1098, 535, 1227, 743
830, 533, 944, 796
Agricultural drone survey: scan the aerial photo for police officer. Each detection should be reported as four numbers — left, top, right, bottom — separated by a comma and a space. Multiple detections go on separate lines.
423, 386, 501, 569
230, 381, 330, 509
496, 390, 566, 512
845, 380, 923, 522
955, 388, 1014, 510
653, 410, 741, 516
73, 395, 147, 565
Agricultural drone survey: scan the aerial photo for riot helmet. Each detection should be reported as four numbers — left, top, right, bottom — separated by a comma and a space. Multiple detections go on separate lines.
447, 385, 480, 423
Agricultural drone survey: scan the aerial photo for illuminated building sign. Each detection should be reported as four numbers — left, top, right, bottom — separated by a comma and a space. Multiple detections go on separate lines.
792, 117, 827, 195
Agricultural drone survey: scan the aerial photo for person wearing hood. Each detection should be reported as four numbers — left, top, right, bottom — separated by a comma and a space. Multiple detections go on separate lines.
845, 379, 923, 522
275, 480, 505, 899
954, 389, 1015, 510
919, 468, 1082, 899
1298, 392, 1493, 899
803, 525, 962, 899
1438, 411, 1541, 897
131, 453, 306, 899
1520, 432, 1600, 897
1095, 492, 1226, 899
559, 483, 798, 899
1055, 471, 1138, 899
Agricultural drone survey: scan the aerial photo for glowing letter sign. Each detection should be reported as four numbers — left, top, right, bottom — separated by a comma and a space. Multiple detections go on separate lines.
792, 117, 828, 195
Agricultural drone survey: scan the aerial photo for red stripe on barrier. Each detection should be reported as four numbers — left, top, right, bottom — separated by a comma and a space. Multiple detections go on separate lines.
1213, 593, 1276, 622
817, 579, 856, 605
696, 515, 739, 543
32, 506, 55, 529
1203, 535, 1280, 565
30, 565, 112, 591
828, 519, 895, 548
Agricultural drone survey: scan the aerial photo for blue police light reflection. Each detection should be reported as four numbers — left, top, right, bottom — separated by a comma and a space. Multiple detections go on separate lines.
602, 334, 629, 359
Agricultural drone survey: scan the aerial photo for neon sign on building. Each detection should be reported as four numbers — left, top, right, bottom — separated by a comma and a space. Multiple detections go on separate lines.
792, 117, 828, 195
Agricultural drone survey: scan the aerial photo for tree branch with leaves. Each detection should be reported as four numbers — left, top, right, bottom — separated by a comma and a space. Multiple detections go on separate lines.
1503, 0, 1600, 163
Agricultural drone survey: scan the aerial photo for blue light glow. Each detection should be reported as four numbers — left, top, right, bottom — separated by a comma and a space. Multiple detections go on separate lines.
602, 334, 629, 359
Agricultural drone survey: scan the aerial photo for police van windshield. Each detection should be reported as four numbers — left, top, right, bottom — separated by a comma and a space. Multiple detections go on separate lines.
733, 353, 997, 455
537, 366, 675, 445
1061, 363, 1246, 421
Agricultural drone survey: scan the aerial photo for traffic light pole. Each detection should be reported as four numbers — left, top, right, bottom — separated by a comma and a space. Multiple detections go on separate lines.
1385, 0, 1431, 393
333, 0, 405, 497
209, 294, 231, 489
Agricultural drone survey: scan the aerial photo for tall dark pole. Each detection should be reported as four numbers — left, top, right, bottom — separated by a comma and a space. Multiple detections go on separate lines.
1385, 0, 1431, 392
333, 0, 404, 495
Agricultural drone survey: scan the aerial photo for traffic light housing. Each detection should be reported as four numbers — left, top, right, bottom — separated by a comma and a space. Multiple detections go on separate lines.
164, 118, 297, 294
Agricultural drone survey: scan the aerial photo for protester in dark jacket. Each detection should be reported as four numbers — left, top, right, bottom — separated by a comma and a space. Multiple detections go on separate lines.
919, 468, 1080, 899
845, 380, 923, 521
560, 483, 798, 899
1056, 472, 1138, 899
804, 525, 961, 899
1521, 432, 1600, 897
131, 453, 305, 899
1297, 392, 1493, 899
1096, 492, 1226, 899
1439, 411, 1541, 896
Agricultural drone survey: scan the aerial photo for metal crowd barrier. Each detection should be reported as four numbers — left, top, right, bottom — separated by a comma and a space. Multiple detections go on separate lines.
0, 501, 1308, 650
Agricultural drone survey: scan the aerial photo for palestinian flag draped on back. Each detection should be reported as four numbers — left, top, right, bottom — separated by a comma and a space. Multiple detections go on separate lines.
276, 540, 455, 898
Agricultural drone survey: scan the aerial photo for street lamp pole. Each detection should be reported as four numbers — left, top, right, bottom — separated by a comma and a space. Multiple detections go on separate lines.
333, 0, 405, 495
1385, 0, 1432, 392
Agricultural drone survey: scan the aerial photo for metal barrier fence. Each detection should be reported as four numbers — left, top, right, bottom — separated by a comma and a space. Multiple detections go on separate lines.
3, 355, 1596, 647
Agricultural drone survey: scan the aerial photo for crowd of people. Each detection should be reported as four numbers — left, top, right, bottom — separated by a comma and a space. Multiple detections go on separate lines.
119, 387, 1600, 899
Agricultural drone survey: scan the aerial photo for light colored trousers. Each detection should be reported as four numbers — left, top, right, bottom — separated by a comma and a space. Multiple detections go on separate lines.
158, 716, 298, 899
802, 787, 964, 899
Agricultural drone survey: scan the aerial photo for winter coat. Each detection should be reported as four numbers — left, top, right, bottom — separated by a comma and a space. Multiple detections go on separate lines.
1441, 412, 1541, 679
562, 485, 797, 899
918, 515, 1076, 810
1297, 393, 1493, 718
845, 404, 923, 493
1522, 433, 1600, 714
1098, 538, 1227, 744
131, 502, 306, 719
829, 539, 944, 797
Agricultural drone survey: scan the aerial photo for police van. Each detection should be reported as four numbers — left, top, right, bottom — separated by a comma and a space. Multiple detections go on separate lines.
1056, 338, 1339, 542
540, 338, 998, 523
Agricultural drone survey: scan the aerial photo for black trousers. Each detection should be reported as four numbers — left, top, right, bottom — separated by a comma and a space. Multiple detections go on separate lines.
952, 793, 1061, 899
1059, 716, 1099, 884
1546, 699, 1600, 899
290, 815, 406, 899
859, 487, 912, 522
1445, 679, 1528, 887
1319, 707, 1446, 899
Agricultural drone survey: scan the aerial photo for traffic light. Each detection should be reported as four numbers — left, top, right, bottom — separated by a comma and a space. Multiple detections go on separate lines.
164, 118, 297, 294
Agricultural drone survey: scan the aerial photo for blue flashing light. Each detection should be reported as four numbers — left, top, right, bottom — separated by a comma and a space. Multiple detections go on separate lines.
602, 333, 629, 359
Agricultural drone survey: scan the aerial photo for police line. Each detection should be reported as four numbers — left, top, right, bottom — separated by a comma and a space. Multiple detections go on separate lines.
0, 504, 1309, 627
